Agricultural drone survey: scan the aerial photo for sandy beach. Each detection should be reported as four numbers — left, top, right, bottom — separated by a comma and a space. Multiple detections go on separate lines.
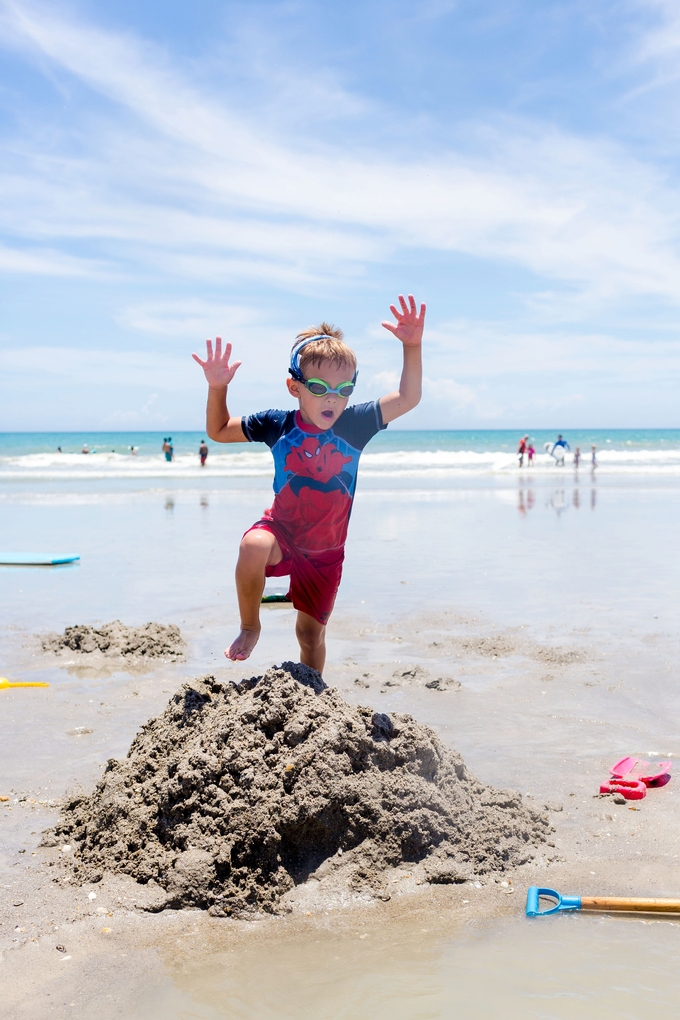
2, 461, 680, 1017
6, 0, 680, 1010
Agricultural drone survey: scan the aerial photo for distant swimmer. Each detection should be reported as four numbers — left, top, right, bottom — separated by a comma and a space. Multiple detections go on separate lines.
574, 446, 581, 469
527, 441, 535, 466
517, 434, 529, 467
81, 443, 89, 454
199, 440, 209, 467
162, 437, 174, 462
591, 444, 598, 471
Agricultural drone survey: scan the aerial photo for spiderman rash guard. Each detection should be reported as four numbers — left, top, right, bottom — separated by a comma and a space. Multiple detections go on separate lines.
242, 401, 387, 625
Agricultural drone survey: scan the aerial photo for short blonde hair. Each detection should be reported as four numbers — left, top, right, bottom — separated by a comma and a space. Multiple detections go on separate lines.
292, 322, 357, 376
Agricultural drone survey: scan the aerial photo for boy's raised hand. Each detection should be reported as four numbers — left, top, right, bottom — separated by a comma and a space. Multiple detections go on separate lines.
192, 337, 242, 387
381, 294, 426, 346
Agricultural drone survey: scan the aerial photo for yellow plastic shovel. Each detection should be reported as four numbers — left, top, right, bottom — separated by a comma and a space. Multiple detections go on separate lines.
0, 677, 50, 689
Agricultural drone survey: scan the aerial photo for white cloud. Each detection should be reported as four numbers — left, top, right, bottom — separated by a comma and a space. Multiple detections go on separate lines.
368, 370, 400, 391
422, 375, 503, 419
637, 0, 680, 64
1, 1, 680, 311
423, 319, 680, 383
103, 392, 167, 425
0, 241, 110, 278
0, 345, 196, 390
116, 300, 262, 337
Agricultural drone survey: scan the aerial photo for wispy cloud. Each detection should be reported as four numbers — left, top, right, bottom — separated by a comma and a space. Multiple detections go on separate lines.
0, 345, 193, 389
0, 241, 110, 277
2, 1, 680, 428
103, 393, 167, 426
116, 300, 262, 337
1, 0, 680, 312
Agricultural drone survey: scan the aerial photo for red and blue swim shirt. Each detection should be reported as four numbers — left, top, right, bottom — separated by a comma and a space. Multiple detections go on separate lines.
242, 401, 387, 556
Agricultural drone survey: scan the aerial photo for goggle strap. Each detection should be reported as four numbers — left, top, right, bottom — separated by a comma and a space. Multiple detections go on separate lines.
289, 337, 358, 387
289, 335, 334, 380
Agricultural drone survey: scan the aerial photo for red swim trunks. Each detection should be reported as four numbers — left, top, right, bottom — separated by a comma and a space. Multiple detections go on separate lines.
246, 518, 344, 626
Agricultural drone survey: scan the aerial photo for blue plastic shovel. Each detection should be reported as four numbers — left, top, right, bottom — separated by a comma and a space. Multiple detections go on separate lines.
526, 886, 680, 917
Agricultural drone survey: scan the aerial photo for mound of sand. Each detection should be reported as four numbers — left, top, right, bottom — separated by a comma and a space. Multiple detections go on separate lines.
52, 664, 550, 916
42, 621, 184, 660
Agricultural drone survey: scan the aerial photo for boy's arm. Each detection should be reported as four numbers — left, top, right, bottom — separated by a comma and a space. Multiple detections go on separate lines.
192, 337, 248, 443
378, 294, 425, 425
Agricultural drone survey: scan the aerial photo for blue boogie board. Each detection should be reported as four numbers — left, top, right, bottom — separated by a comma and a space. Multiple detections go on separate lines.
0, 552, 80, 565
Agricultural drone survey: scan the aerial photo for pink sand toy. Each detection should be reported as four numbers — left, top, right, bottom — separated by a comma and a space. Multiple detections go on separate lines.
599, 778, 646, 799
599, 756, 672, 800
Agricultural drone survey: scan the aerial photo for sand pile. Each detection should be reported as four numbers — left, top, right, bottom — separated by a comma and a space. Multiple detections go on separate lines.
42, 621, 184, 660
52, 664, 550, 915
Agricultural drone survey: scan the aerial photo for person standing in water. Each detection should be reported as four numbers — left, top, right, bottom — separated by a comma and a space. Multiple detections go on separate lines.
517, 434, 528, 467
574, 447, 581, 469
591, 444, 598, 471
527, 441, 535, 466
199, 440, 209, 467
162, 437, 174, 462
552, 434, 570, 466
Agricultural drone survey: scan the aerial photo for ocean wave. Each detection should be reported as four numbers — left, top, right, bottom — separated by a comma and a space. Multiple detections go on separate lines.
3, 447, 680, 481
0, 450, 274, 480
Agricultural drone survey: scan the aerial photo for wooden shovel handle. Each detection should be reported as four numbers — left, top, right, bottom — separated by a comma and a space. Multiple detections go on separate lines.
581, 897, 680, 913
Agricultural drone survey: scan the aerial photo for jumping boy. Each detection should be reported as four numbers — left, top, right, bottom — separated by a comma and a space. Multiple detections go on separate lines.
192, 294, 425, 674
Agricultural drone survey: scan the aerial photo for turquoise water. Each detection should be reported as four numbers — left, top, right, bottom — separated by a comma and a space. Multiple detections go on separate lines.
1, 429, 680, 491
1, 428, 680, 457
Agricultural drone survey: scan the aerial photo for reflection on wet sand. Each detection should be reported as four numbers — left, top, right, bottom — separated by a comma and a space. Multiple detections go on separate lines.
517, 488, 535, 515
547, 489, 568, 516
517, 485, 598, 515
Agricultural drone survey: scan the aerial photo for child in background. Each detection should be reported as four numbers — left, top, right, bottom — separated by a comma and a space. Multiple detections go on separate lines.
527, 441, 535, 466
574, 447, 581, 469
193, 295, 425, 674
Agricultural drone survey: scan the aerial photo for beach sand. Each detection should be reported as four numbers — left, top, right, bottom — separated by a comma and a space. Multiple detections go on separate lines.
2, 475, 680, 1017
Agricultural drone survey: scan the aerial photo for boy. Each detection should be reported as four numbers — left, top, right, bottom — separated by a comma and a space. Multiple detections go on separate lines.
192, 294, 425, 674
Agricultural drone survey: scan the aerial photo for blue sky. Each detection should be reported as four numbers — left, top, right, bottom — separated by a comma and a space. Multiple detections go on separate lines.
1, 0, 680, 429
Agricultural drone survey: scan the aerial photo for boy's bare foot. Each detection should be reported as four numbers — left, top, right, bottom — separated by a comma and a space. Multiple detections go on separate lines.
226, 627, 261, 661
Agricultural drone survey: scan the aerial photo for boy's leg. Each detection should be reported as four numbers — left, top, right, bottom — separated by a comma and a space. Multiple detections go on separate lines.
227, 528, 282, 661
295, 611, 326, 674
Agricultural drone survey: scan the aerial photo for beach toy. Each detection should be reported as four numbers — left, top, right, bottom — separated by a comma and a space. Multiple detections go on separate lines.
598, 778, 646, 799
527, 886, 680, 917
610, 756, 672, 787
597, 756, 672, 799
261, 593, 292, 604
0, 553, 80, 566
0, 678, 50, 689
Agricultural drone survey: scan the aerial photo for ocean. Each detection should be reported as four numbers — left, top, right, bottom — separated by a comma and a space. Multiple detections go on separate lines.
2, 428, 680, 487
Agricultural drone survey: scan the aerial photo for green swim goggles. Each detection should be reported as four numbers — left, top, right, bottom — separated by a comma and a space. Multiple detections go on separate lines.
289, 336, 358, 397
304, 377, 356, 398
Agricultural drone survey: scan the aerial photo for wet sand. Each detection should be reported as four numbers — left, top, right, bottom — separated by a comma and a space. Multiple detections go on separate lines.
2, 476, 680, 1017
